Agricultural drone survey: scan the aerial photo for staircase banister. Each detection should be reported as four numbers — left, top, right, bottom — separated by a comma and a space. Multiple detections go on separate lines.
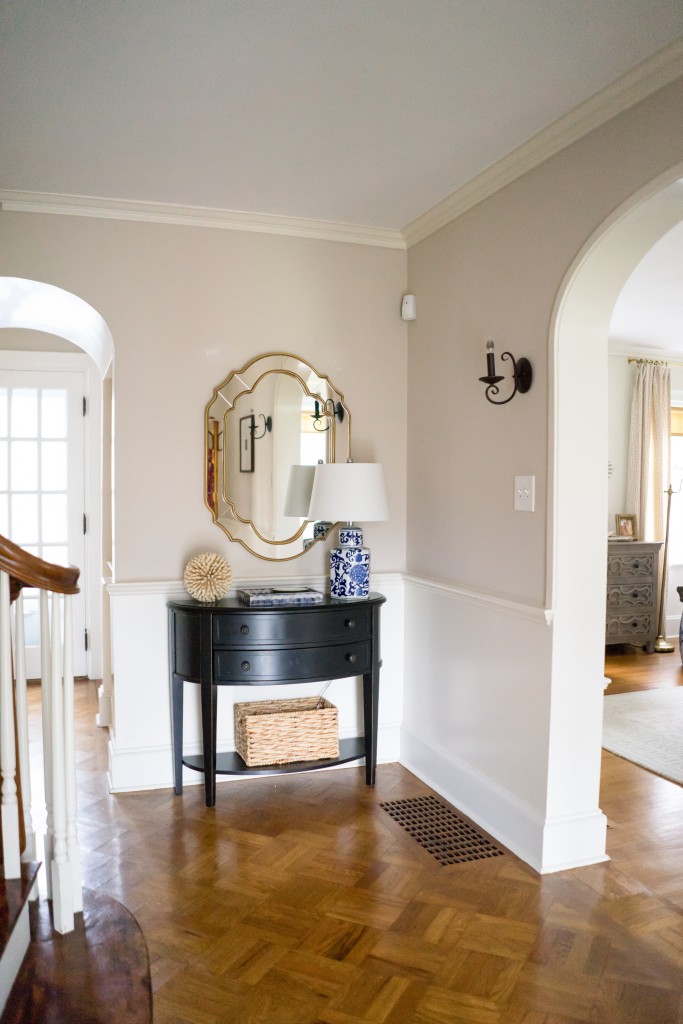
0, 535, 80, 598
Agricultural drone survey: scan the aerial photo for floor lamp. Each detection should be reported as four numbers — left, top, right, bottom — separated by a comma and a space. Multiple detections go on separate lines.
654, 481, 682, 653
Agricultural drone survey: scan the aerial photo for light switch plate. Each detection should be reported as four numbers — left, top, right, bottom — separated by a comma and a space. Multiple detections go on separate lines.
514, 475, 535, 512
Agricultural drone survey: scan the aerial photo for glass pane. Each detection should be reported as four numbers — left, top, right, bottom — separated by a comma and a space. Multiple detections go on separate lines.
21, 596, 40, 647
42, 494, 67, 544
42, 389, 68, 438
42, 440, 67, 490
43, 544, 68, 567
669, 436, 683, 565
11, 389, 37, 437
0, 389, 7, 437
10, 440, 38, 490
11, 493, 38, 544
0, 440, 7, 489
0, 495, 7, 535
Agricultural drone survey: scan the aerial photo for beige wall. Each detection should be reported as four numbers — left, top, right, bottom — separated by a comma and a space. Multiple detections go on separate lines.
401, 77, 683, 870
0, 216, 408, 582
406, 78, 683, 606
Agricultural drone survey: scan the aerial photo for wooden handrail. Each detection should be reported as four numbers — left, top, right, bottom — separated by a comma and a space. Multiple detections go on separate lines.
0, 535, 80, 600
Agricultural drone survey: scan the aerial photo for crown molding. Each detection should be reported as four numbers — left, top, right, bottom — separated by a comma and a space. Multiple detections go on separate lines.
608, 340, 683, 363
403, 38, 683, 248
0, 190, 406, 250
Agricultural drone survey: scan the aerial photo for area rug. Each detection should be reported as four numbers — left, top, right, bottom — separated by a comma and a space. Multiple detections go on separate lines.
602, 689, 683, 785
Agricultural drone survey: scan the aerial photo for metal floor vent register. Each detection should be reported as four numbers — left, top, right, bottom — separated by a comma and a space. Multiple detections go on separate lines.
380, 795, 505, 866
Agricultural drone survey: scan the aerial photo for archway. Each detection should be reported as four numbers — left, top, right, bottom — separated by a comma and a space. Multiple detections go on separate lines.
546, 171, 683, 865
0, 276, 114, 723
0, 277, 113, 375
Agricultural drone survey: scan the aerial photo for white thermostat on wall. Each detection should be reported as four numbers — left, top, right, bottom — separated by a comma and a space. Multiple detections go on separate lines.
401, 294, 417, 321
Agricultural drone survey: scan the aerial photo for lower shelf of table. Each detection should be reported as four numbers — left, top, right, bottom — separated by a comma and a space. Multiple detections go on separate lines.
182, 735, 366, 777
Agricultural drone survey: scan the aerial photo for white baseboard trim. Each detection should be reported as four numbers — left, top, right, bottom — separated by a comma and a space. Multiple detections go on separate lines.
399, 725, 608, 874
108, 723, 402, 794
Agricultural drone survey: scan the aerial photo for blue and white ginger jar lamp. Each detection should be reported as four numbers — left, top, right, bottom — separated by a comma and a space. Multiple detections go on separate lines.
307, 462, 389, 600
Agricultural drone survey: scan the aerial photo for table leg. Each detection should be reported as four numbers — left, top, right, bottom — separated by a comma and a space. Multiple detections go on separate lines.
362, 669, 379, 786
201, 680, 218, 807
171, 675, 183, 795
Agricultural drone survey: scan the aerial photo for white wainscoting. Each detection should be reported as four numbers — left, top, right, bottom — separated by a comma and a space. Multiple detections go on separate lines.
401, 574, 608, 874
107, 570, 609, 874
106, 573, 404, 794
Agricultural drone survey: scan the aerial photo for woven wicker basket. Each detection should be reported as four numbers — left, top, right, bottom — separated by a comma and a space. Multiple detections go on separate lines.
234, 696, 339, 767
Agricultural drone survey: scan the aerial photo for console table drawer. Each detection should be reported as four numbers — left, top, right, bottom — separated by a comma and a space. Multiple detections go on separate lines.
213, 606, 372, 647
214, 640, 372, 682
606, 584, 653, 609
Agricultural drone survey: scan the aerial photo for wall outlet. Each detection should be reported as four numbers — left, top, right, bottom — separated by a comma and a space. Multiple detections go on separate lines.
514, 475, 535, 512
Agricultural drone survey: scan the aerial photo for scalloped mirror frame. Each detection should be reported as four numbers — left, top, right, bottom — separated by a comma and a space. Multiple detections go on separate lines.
205, 352, 351, 559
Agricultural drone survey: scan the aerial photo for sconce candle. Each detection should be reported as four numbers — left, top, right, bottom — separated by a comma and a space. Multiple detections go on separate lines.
479, 339, 532, 405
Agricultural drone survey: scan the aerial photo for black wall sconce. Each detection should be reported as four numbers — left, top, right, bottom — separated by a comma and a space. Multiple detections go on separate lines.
479, 339, 532, 405
249, 413, 272, 439
311, 399, 345, 432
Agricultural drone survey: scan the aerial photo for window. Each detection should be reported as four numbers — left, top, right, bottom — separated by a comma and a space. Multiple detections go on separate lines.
669, 406, 683, 566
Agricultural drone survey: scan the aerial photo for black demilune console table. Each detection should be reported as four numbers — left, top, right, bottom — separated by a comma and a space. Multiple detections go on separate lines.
168, 593, 385, 807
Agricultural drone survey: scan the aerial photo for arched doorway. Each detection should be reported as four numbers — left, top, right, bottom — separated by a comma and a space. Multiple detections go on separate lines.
0, 277, 114, 722
547, 171, 683, 861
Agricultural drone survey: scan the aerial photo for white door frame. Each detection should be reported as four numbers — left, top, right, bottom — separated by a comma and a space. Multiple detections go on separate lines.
0, 350, 103, 679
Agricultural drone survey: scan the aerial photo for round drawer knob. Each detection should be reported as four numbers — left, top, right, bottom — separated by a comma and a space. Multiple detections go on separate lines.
346, 652, 357, 664
632, 591, 638, 598
633, 561, 639, 568
241, 660, 251, 672
240, 624, 249, 635
345, 618, 356, 629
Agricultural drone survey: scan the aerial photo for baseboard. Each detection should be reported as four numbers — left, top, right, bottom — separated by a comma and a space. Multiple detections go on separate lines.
399, 724, 608, 873
107, 723, 401, 794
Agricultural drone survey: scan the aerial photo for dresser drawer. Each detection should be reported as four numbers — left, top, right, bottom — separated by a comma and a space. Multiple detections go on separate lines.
606, 584, 654, 609
213, 606, 372, 647
607, 552, 655, 580
214, 640, 372, 682
605, 613, 653, 641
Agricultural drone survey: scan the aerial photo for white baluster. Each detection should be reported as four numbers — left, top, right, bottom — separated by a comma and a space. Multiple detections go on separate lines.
50, 593, 73, 934
40, 588, 54, 899
63, 594, 82, 914
13, 591, 37, 863
0, 570, 20, 878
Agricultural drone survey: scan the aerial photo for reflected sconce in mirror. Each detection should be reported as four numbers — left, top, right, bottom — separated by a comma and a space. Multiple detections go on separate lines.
312, 400, 345, 432
250, 413, 272, 439
479, 339, 532, 405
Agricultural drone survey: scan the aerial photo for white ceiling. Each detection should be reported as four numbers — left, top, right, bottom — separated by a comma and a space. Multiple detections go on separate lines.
1, 1, 682, 348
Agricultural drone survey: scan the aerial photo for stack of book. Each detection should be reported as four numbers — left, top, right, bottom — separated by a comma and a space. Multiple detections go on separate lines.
238, 587, 324, 607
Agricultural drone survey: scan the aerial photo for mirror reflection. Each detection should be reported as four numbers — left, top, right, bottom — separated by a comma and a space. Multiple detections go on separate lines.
205, 353, 350, 559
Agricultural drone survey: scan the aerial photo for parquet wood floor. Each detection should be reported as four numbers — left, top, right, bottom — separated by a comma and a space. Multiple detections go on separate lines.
18, 670, 683, 1023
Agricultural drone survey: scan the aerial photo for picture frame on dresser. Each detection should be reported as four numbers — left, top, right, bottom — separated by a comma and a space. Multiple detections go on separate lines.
615, 513, 638, 540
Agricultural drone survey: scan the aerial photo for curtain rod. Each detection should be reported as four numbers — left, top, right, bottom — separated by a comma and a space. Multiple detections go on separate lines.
627, 357, 683, 368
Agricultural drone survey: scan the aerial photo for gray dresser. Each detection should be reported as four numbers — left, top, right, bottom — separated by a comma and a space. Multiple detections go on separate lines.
606, 540, 663, 652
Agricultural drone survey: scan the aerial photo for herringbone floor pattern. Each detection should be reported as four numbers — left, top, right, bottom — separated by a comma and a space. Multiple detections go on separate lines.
26, 661, 683, 1022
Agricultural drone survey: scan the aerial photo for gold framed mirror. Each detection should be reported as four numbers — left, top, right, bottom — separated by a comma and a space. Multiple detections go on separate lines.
205, 353, 351, 559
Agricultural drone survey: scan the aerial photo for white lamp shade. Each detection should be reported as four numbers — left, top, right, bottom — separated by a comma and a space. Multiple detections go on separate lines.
308, 463, 389, 523
283, 464, 316, 517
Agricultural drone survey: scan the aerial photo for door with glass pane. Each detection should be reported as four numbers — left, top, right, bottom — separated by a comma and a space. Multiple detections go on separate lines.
0, 371, 86, 677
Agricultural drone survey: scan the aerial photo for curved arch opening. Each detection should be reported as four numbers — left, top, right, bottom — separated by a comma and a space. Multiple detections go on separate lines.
0, 277, 113, 378
547, 168, 683, 861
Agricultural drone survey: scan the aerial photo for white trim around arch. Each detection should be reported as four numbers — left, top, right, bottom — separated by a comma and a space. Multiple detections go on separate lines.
546, 168, 683, 863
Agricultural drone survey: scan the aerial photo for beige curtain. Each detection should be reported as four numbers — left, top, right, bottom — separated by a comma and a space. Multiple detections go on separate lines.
626, 361, 671, 542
